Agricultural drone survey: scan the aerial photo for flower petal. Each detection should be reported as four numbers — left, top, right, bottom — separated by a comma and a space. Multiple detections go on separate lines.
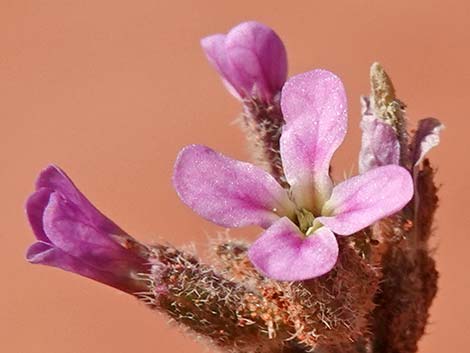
36, 165, 83, 204
26, 166, 149, 294
26, 241, 101, 279
318, 165, 413, 235
248, 217, 338, 281
358, 97, 400, 173
43, 192, 142, 274
411, 117, 444, 166
36, 165, 126, 235
173, 144, 295, 229
26, 241, 145, 293
201, 34, 242, 99
281, 69, 347, 125
201, 22, 287, 102
225, 21, 287, 101
26, 187, 53, 242
26, 241, 97, 276
280, 70, 348, 209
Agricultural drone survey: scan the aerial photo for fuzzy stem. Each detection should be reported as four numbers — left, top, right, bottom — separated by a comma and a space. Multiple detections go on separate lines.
138, 243, 306, 353
240, 97, 287, 186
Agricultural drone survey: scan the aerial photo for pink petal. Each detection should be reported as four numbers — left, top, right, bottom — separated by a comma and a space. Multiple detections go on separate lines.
26, 187, 53, 242
36, 165, 85, 207
411, 117, 444, 166
26, 241, 110, 281
173, 145, 295, 229
26, 241, 146, 294
225, 21, 287, 101
43, 192, 140, 274
280, 69, 347, 125
317, 165, 413, 235
358, 97, 400, 173
279, 70, 347, 209
201, 22, 287, 102
35, 165, 127, 235
248, 217, 338, 281
279, 115, 330, 211
201, 34, 242, 99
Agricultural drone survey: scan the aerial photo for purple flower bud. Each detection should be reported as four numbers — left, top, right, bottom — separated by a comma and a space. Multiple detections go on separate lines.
201, 21, 287, 103
25, 165, 150, 294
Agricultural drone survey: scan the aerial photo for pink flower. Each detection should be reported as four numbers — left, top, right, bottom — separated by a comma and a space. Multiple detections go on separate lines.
173, 70, 413, 281
201, 21, 287, 103
25, 165, 149, 293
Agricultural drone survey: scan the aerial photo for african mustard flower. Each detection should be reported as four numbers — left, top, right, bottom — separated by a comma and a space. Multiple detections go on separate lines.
26, 165, 149, 293
173, 70, 414, 281
201, 21, 287, 103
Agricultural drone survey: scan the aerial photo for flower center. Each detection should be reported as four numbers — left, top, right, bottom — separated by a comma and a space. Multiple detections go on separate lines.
295, 208, 322, 236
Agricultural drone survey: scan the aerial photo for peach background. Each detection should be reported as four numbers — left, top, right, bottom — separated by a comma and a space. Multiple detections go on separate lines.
1, 1, 468, 352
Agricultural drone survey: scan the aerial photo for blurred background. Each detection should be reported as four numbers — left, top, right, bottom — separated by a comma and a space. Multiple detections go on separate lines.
1, 1, 468, 352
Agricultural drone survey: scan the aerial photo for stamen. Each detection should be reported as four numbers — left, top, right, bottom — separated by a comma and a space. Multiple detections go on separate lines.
295, 208, 315, 234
